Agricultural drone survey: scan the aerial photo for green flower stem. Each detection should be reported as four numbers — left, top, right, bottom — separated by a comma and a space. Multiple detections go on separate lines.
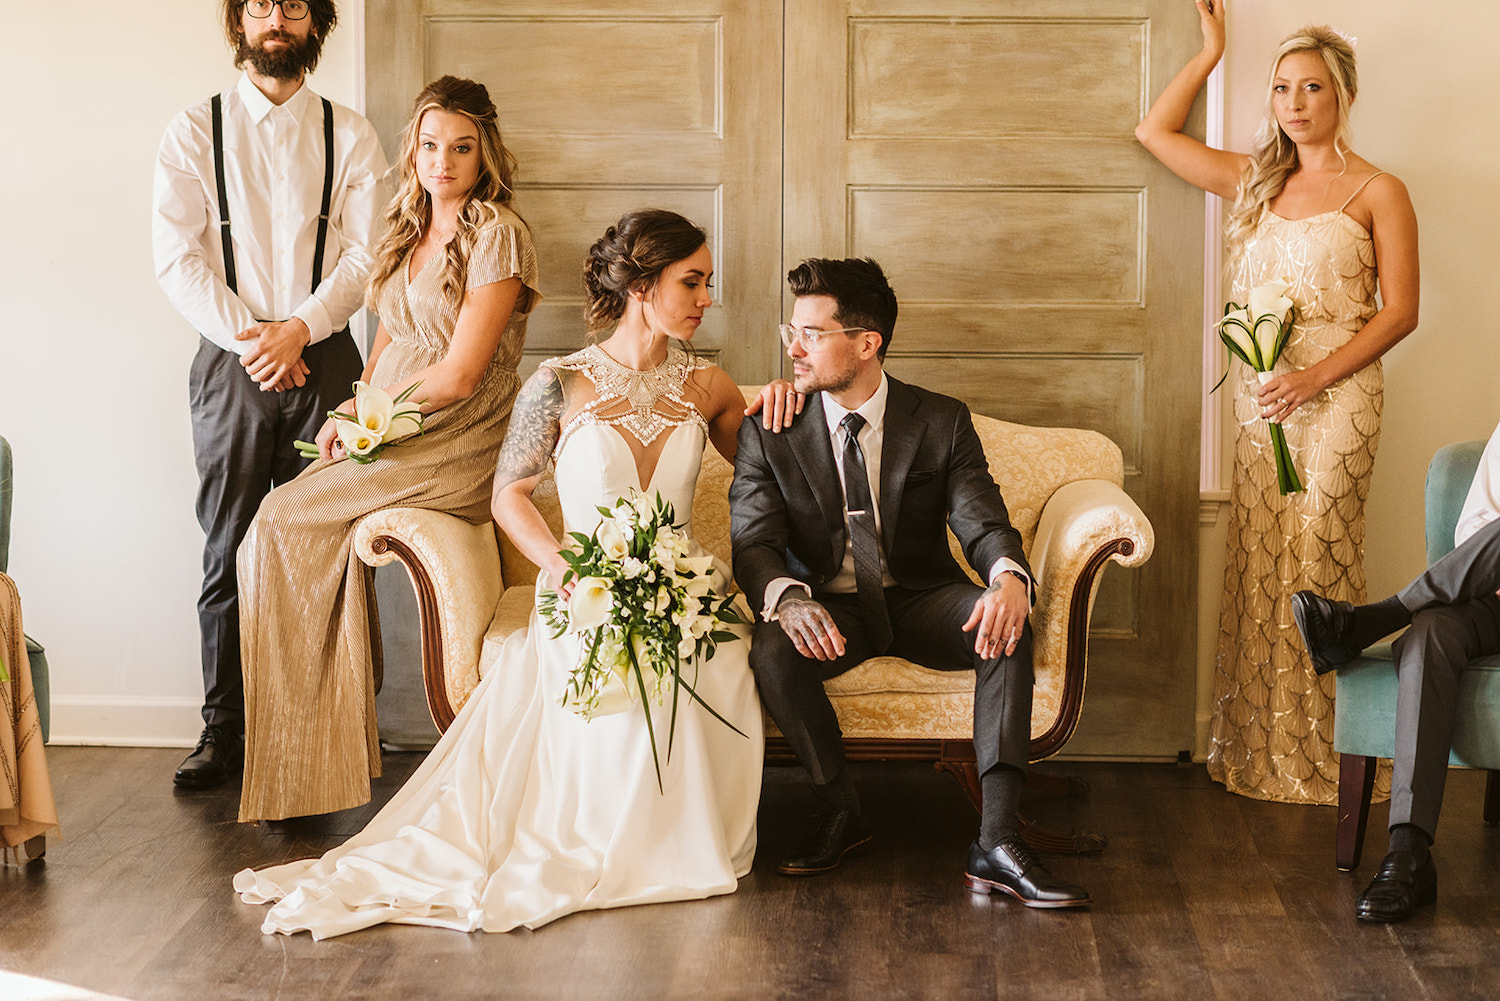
1267, 420, 1305, 495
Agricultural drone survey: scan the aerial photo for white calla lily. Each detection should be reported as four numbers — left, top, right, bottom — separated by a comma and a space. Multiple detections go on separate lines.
1217, 307, 1258, 367
1247, 280, 1294, 322
387, 401, 424, 440
335, 419, 380, 456
567, 576, 614, 631
352, 381, 395, 438
596, 519, 629, 561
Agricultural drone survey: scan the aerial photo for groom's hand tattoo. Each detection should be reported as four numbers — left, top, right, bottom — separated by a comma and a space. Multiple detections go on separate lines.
494, 366, 564, 490
777, 595, 847, 661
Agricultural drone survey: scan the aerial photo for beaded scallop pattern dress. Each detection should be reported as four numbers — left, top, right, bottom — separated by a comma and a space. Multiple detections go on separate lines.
1207, 192, 1391, 805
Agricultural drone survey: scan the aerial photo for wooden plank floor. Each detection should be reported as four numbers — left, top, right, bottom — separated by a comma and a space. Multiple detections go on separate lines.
2, 749, 1496, 1001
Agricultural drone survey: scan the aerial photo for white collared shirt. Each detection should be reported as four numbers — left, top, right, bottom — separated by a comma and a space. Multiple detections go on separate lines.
760, 373, 1032, 620
152, 73, 388, 355
1456, 419, 1500, 547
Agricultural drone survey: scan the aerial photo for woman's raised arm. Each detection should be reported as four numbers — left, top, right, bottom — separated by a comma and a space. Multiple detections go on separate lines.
1135, 0, 1247, 199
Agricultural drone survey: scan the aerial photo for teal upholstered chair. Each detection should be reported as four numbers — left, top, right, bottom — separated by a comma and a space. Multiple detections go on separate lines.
0, 435, 50, 742
1334, 439, 1500, 870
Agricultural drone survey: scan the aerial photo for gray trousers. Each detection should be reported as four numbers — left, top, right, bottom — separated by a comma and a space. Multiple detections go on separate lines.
1389, 517, 1500, 837
750, 581, 1033, 832
188, 332, 362, 731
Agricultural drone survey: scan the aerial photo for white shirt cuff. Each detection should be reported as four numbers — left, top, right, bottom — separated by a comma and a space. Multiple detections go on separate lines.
292, 298, 334, 345
989, 558, 1035, 607
761, 578, 812, 622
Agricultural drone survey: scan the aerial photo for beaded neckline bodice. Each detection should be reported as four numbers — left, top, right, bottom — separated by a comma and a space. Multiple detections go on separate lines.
549, 342, 713, 458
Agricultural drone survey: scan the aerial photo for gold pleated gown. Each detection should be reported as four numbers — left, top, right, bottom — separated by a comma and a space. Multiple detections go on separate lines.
1207, 208, 1391, 805
238, 208, 540, 822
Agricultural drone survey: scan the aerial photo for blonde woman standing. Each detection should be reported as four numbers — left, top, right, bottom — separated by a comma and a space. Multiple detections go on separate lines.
237, 76, 541, 822
1137, 3, 1419, 803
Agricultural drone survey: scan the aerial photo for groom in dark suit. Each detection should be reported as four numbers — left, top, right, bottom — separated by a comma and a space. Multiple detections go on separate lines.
730, 258, 1088, 908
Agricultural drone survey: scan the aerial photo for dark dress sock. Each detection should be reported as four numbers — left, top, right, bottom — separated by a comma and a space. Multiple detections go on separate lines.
1388, 822, 1432, 860
978, 764, 1024, 850
1351, 595, 1414, 652
811, 769, 861, 813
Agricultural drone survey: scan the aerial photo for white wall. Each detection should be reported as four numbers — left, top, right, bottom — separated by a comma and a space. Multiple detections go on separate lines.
0, 2, 366, 745
3, 2, 1495, 749
1194, 2, 1500, 757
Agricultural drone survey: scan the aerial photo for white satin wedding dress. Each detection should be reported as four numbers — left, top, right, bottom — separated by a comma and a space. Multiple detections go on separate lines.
234, 343, 764, 938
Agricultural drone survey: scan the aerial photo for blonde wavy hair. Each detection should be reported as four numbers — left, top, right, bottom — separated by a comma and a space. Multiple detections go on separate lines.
1225, 25, 1358, 258
368, 76, 519, 313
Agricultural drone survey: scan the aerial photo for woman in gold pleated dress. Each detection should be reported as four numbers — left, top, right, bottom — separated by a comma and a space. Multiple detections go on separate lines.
1137, 4, 1419, 803
237, 76, 540, 821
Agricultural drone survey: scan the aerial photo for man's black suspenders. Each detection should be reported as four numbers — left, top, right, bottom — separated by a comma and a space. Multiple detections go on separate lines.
210, 92, 336, 299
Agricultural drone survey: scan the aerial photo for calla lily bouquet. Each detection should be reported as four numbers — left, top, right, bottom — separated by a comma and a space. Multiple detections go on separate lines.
1214, 280, 1305, 495
295, 381, 425, 464
538, 490, 746, 791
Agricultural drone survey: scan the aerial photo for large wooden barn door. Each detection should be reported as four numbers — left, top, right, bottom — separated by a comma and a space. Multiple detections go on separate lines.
368, 0, 1204, 758
367, 0, 785, 378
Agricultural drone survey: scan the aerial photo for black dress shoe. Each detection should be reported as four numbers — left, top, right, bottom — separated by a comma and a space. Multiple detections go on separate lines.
1356, 849, 1437, 923
174, 724, 244, 790
777, 809, 873, 876
965, 838, 1090, 909
1292, 590, 1359, 674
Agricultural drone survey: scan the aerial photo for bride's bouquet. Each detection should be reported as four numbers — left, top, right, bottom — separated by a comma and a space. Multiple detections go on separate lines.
538, 490, 746, 791
1214, 280, 1305, 495
294, 381, 425, 464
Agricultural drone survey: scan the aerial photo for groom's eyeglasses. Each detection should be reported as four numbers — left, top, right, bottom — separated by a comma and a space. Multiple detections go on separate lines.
778, 324, 869, 351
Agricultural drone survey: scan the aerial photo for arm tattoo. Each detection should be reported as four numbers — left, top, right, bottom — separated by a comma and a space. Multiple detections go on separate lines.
494, 366, 565, 489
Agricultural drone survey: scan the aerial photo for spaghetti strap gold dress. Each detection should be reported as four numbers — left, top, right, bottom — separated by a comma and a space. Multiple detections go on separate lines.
1207, 186, 1392, 805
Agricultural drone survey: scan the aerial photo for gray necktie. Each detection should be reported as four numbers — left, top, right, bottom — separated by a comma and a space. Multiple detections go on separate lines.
839, 413, 893, 652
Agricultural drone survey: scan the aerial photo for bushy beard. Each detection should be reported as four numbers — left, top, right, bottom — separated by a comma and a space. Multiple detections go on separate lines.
237, 28, 324, 80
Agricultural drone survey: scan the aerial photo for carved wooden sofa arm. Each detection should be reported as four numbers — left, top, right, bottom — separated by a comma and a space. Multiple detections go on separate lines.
1026, 478, 1154, 758
353, 508, 502, 730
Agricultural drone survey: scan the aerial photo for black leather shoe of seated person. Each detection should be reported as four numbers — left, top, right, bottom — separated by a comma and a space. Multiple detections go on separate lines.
965, 838, 1091, 909
1355, 849, 1437, 923
173, 724, 244, 790
777, 808, 874, 876
1292, 590, 1359, 675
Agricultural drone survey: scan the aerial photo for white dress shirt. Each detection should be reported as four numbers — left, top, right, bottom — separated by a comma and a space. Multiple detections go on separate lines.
761, 373, 1032, 620
152, 73, 387, 355
1455, 419, 1500, 547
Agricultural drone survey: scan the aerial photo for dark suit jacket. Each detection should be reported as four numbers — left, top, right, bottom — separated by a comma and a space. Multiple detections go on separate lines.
730, 375, 1029, 612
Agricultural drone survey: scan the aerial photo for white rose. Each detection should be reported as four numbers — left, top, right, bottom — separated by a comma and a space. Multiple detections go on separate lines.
595, 519, 629, 561
620, 556, 645, 578
568, 576, 614, 630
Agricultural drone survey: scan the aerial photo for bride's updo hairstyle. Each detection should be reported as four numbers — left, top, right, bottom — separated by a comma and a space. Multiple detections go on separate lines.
583, 209, 707, 335
1226, 25, 1358, 258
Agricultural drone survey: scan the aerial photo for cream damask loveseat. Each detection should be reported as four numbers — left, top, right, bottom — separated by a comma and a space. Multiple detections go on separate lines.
353, 400, 1154, 820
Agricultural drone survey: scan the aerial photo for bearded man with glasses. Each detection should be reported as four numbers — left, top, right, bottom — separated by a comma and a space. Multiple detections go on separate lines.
729, 257, 1089, 909
152, 0, 387, 791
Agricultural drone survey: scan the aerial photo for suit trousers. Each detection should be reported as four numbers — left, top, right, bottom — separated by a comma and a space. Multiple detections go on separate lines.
188, 332, 362, 731
750, 581, 1032, 829
1388, 517, 1500, 837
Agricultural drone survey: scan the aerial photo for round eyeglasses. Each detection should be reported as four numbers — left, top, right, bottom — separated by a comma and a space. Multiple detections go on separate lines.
778, 324, 868, 351
246, 0, 310, 19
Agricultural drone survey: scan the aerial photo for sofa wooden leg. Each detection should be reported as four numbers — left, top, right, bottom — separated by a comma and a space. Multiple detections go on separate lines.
1336, 753, 1376, 871
1484, 770, 1500, 826
934, 742, 982, 814
1017, 817, 1107, 855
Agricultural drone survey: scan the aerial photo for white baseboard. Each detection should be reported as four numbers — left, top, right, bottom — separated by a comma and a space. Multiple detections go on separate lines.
47, 696, 203, 748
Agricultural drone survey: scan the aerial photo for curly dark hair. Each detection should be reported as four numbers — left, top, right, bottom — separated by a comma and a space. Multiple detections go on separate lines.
582, 209, 707, 334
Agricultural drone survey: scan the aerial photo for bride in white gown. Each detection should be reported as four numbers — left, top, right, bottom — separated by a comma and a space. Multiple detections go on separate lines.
235, 209, 797, 938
